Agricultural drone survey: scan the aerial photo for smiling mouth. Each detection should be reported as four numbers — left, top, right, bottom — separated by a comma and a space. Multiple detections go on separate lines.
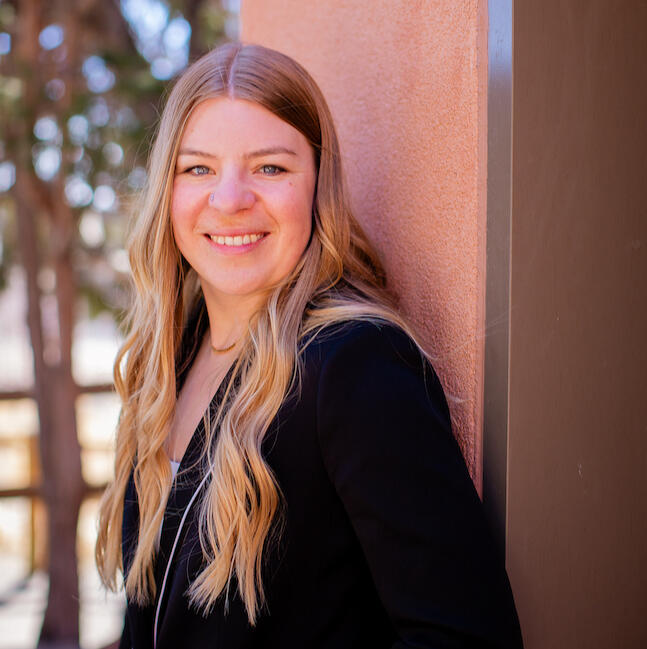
208, 233, 267, 247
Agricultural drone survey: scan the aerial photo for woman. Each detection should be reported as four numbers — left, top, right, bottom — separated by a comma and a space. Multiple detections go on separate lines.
96, 43, 523, 649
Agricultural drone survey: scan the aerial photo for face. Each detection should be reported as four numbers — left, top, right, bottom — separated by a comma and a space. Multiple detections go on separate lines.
171, 97, 317, 311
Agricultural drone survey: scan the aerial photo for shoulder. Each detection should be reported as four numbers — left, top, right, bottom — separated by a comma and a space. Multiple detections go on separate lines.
302, 318, 425, 376
304, 318, 445, 397
301, 318, 452, 437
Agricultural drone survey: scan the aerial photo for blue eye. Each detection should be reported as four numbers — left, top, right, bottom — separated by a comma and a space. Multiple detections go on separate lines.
260, 164, 284, 176
187, 165, 210, 176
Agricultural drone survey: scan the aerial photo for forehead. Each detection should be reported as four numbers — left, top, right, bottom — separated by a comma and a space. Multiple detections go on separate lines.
180, 97, 309, 153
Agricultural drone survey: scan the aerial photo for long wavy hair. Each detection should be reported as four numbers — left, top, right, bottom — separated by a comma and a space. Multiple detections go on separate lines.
96, 42, 420, 623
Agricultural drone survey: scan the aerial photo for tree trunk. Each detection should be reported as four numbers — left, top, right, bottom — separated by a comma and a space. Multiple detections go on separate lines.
13, 0, 85, 646
38, 366, 84, 646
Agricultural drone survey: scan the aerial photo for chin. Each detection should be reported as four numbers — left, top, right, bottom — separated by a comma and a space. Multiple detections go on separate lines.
200, 279, 275, 302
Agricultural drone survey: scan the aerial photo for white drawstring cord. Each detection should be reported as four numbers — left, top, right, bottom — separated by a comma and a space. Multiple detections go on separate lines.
153, 471, 211, 649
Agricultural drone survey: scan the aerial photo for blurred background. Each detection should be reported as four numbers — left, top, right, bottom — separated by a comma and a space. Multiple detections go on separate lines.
0, 1, 238, 647
2, 2, 646, 649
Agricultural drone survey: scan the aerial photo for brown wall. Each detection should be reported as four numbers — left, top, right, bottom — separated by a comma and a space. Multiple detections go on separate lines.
506, 2, 647, 648
241, 1, 488, 478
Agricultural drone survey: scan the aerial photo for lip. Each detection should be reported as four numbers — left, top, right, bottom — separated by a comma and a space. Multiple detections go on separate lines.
203, 231, 268, 254
204, 230, 268, 237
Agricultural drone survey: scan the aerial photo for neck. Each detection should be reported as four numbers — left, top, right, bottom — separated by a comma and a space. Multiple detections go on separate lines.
201, 284, 267, 350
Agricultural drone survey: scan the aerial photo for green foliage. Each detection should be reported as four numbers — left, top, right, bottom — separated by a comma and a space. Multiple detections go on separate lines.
0, 0, 235, 317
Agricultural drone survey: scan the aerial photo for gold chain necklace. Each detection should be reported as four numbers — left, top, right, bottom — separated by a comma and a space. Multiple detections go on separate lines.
210, 340, 237, 353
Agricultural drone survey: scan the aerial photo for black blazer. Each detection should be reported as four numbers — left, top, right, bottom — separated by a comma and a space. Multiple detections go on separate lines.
120, 321, 523, 649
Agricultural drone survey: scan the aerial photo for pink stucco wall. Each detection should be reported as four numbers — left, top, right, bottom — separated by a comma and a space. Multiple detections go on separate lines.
241, 1, 487, 482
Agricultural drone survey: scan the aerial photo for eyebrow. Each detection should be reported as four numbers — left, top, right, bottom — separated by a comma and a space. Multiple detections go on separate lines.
177, 146, 298, 159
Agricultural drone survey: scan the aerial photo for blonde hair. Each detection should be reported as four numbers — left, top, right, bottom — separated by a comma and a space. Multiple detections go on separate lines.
96, 43, 419, 623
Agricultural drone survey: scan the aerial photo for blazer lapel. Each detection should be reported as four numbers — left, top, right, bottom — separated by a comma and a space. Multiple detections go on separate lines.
153, 363, 237, 624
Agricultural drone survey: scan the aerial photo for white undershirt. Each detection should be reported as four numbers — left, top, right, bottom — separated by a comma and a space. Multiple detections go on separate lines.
156, 459, 182, 547
170, 459, 181, 481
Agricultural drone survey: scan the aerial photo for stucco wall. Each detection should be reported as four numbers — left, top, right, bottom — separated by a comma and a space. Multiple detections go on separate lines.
241, 1, 487, 479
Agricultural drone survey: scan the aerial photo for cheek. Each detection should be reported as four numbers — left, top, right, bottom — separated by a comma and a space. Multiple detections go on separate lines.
170, 185, 197, 241
283, 202, 313, 268
281, 210, 312, 261
170, 181, 200, 223
279, 183, 314, 236
298, 188, 315, 243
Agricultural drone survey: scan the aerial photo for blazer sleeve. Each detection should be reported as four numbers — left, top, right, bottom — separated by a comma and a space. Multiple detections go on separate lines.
315, 324, 523, 649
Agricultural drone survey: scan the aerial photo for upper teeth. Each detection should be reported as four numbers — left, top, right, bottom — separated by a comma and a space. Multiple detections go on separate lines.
210, 233, 264, 246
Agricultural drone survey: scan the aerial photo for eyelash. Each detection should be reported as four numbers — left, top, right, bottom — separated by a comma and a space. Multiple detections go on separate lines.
183, 164, 286, 176
185, 165, 210, 176
258, 164, 285, 176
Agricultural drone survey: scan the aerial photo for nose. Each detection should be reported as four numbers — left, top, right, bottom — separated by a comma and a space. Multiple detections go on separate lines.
207, 174, 255, 214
